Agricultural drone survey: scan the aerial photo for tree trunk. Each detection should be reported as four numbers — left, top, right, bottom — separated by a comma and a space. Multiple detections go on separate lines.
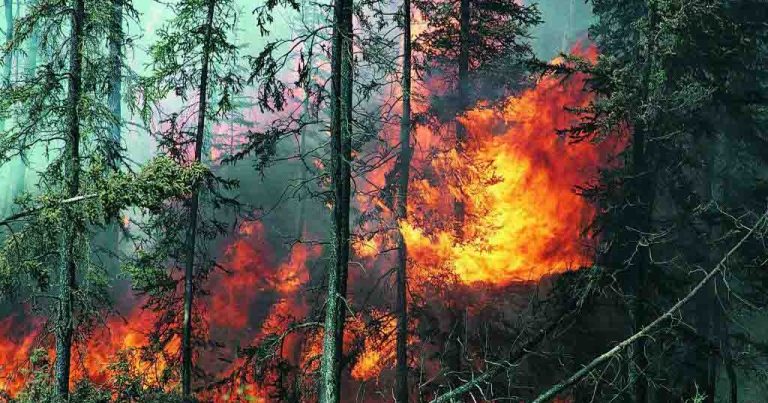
453, 0, 469, 237
561, 0, 574, 52
319, 0, 353, 399
295, 124, 308, 240
457, 0, 469, 128
55, 0, 84, 397
444, 0, 471, 385
724, 323, 737, 403
1, 0, 13, 217
395, 0, 412, 401
625, 3, 659, 401
107, 0, 122, 167
24, 0, 37, 77
101, 0, 122, 269
181, 0, 215, 398
627, 123, 649, 403
3, 0, 11, 86
295, 28, 315, 241
697, 120, 728, 403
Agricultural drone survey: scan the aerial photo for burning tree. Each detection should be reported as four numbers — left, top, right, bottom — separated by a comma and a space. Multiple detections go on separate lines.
412, 0, 541, 122
535, 1, 768, 401
428, 0, 768, 401
130, 0, 246, 397
0, 0, 210, 397
2, 1, 768, 402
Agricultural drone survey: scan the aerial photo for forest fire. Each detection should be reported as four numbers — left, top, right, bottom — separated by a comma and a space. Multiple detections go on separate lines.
0, 304, 179, 397
404, 54, 619, 284
0, 45, 618, 400
0, 0, 762, 399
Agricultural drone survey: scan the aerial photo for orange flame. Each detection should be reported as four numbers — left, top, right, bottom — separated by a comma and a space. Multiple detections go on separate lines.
0, 43, 621, 400
402, 44, 619, 284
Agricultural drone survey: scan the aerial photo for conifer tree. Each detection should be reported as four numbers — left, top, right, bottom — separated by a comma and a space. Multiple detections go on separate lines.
135, 0, 243, 397
318, 0, 353, 400
551, 0, 768, 400
395, 0, 412, 400
0, 0, 208, 398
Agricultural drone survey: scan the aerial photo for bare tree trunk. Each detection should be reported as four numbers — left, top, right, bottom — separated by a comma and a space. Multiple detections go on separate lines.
295, 29, 315, 240
181, 0, 215, 398
55, 0, 84, 397
395, 0, 412, 400
319, 0, 353, 399
295, 118, 308, 239
294, 1, 320, 242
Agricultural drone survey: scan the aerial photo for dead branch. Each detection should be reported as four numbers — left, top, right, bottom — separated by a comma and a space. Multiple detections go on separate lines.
429, 305, 580, 403
530, 208, 768, 403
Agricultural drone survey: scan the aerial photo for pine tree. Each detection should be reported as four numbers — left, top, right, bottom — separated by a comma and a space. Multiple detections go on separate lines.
556, 0, 768, 400
135, 0, 243, 397
395, 0, 412, 400
0, 0, 208, 397
412, 0, 540, 122
319, 0, 353, 400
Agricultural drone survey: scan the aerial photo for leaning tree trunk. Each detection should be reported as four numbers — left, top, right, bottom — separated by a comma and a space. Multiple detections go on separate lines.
319, 0, 353, 400
394, 0, 412, 400
181, 0, 215, 398
55, 0, 84, 397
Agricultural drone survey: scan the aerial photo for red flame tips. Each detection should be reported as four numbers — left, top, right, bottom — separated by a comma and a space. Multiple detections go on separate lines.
403, 44, 617, 285
0, 43, 620, 399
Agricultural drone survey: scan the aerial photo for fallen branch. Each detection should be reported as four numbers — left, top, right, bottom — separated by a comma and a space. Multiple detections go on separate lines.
429, 303, 580, 403
0, 193, 99, 228
530, 208, 768, 403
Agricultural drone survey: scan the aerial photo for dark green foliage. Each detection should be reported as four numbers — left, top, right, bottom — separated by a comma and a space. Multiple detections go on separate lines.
552, 0, 768, 400
129, 0, 244, 395
412, 0, 540, 120
0, 0, 219, 396
0, 157, 208, 299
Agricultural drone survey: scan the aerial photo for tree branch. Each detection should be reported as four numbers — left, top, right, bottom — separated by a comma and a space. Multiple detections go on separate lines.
0, 193, 98, 227
429, 304, 580, 403
530, 208, 768, 403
